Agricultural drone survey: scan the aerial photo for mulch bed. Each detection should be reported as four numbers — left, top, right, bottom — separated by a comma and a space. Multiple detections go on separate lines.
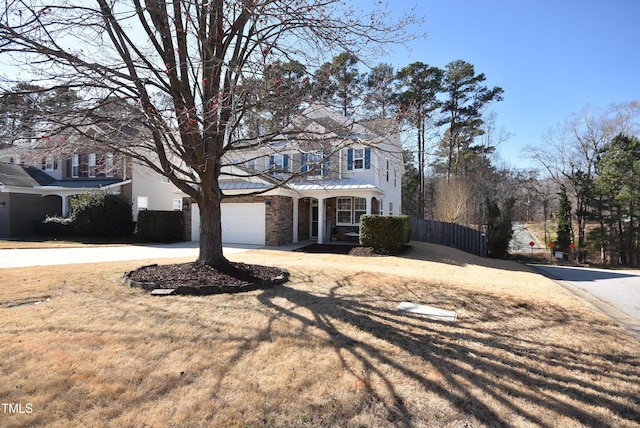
294, 244, 380, 256
294, 244, 408, 257
124, 262, 289, 296
124, 245, 408, 296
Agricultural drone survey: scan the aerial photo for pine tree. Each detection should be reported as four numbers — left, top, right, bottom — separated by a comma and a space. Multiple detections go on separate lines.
556, 184, 573, 252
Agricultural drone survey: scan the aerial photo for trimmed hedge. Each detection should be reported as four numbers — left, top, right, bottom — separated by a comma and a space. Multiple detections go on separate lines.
71, 192, 134, 238
359, 215, 410, 254
136, 210, 185, 242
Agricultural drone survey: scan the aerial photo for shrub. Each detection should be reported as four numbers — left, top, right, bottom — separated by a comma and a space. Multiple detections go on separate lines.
34, 216, 76, 237
359, 215, 410, 254
71, 192, 134, 238
137, 210, 185, 242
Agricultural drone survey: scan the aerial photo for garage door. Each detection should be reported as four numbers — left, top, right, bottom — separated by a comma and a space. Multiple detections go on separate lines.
191, 203, 266, 245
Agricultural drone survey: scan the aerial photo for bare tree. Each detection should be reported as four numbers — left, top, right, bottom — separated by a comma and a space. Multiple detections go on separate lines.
0, 0, 421, 266
434, 177, 473, 224
525, 102, 640, 250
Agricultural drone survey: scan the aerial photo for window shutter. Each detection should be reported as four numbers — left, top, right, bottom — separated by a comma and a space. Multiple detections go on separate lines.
301, 153, 308, 173
283, 154, 289, 171
323, 153, 330, 176
269, 155, 274, 176
347, 149, 353, 170
364, 148, 371, 169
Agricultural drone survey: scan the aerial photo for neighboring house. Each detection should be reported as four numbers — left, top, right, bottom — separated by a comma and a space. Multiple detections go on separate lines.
0, 134, 131, 238
1, 104, 403, 244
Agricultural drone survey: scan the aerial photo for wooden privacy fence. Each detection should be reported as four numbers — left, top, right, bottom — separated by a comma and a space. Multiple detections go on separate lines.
410, 218, 487, 257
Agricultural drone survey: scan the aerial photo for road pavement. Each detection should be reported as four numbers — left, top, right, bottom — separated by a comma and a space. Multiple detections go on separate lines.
509, 223, 544, 254
0, 242, 260, 268
532, 264, 640, 340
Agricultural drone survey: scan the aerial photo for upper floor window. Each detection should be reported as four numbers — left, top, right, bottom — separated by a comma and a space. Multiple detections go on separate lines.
269, 154, 289, 174
302, 151, 329, 176
42, 155, 57, 171
353, 149, 364, 169
106, 153, 114, 177
386, 158, 389, 181
347, 148, 370, 170
72, 154, 79, 178
88, 153, 97, 177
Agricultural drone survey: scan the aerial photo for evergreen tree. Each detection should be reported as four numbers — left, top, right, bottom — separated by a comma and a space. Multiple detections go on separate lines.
313, 52, 362, 116
486, 197, 515, 259
437, 60, 503, 179
362, 63, 397, 119
556, 184, 574, 252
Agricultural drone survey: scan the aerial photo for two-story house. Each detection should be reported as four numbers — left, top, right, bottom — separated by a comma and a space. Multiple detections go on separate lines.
188, 103, 404, 246
0, 133, 131, 237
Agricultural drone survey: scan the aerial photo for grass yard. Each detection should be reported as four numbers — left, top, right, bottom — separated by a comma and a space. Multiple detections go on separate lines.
1, 242, 639, 427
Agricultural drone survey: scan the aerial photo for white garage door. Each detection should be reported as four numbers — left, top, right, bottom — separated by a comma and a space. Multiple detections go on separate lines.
191, 203, 266, 245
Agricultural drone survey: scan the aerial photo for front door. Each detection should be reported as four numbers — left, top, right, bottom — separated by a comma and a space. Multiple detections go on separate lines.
311, 200, 318, 238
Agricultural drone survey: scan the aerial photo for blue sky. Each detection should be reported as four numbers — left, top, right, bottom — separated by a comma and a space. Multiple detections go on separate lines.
377, 0, 640, 168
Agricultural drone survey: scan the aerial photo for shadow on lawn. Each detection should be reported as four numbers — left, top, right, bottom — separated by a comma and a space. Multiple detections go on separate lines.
257, 277, 640, 427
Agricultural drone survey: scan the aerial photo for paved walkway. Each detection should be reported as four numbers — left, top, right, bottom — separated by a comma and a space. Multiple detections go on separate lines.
0, 242, 261, 268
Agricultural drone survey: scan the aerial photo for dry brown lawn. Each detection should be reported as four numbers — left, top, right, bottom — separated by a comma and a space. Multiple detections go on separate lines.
1, 241, 639, 427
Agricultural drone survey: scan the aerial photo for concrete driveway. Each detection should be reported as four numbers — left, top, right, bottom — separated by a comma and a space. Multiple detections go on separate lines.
532, 264, 640, 340
0, 242, 259, 268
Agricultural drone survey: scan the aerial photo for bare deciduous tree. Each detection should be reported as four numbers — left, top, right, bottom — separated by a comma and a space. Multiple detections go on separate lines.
0, 0, 421, 266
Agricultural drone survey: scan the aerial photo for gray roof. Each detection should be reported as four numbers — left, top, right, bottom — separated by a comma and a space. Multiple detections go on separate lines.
290, 178, 378, 191
219, 181, 271, 191
0, 163, 55, 187
44, 179, 125, 189
0, 163, 126, 190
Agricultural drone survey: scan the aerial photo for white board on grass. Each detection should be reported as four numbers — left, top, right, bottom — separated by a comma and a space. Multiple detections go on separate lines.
397, 301, 457, 322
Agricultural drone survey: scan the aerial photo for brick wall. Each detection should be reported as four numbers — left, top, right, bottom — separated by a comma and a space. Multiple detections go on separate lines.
183, 195, 294, 246
264, 196, 292, 246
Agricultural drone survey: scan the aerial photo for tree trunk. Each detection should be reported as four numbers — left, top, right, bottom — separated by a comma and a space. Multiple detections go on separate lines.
196, 189, 228, 267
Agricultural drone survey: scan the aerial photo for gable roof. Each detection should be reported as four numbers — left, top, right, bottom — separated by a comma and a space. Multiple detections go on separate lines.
0, 163, 55, 187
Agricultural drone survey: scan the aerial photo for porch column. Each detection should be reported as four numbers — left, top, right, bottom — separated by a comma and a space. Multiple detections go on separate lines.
61, 195, 69, 217
366, 196, 372, 215
292, 196, 299, 243
317, 197, 325, 244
